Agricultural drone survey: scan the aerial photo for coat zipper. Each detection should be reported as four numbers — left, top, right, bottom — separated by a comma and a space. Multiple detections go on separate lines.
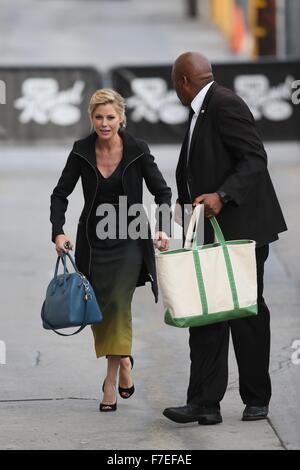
73, 150, 145, 278
121, 152, 144, 189
73, 151, 99, 277
121, 152, 155, 283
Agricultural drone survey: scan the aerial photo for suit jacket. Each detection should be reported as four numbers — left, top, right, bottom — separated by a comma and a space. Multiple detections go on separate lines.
176, 82, 287, 247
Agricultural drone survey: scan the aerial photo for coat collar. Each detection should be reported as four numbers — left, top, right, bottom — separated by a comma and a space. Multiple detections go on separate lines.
72, 129, 146, 168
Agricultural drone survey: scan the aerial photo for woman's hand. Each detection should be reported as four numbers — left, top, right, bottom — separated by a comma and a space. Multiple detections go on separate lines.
55, 234, 73, 257
154, 231, 169, 252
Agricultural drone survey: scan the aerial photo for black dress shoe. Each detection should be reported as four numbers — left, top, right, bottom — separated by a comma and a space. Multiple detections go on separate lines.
163, 404, 222, 425
242, 405, 269, 421
198, 406, 222, 425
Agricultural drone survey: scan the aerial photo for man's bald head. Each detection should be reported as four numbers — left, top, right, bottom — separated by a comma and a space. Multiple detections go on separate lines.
172, 52, 214, 105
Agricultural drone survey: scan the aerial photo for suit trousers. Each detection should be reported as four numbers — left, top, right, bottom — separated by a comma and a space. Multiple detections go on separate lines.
187, 245, 271, 407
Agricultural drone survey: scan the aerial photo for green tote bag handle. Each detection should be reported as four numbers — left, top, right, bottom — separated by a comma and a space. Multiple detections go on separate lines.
184, 204, 226, 250
184, 204, 239, 315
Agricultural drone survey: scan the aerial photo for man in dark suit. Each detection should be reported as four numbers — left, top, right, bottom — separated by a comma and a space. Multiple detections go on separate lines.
163, 52, 287, 425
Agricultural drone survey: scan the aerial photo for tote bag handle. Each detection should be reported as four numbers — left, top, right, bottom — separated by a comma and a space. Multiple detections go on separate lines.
184, 204, 226, 250
184, 204, 239, 312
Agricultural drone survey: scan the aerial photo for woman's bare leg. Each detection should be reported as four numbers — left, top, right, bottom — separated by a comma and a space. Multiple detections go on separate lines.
102, 355, 121, 405
119, 356, 134, 397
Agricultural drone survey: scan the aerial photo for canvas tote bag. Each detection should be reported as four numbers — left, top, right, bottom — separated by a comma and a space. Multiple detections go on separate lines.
156, 204, 257, 327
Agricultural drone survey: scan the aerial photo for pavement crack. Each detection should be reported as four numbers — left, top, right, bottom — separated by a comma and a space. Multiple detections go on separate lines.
267, 418, 288, 450
34, 350, 41, 366
270, 345, 296, 374
271, 358, 292, 373
0, 397, 98, 403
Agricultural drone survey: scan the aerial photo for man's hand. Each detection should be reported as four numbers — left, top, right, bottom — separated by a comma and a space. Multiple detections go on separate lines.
154, 231, 169, 252
193, 193, 223, 217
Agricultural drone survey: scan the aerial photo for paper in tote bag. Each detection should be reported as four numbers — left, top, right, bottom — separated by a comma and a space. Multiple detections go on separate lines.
41, 252, 103, 336
156, 204, 257, 328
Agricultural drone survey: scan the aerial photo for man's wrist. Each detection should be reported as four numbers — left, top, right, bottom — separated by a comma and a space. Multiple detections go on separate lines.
216, 190, 231, 204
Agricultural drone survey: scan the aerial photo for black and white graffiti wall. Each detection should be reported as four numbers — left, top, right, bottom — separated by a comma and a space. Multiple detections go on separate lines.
112, 61, 300, 143
0, 67, 102, 142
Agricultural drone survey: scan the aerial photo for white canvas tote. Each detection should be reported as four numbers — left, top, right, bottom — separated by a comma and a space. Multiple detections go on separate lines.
156, 205, 257, 327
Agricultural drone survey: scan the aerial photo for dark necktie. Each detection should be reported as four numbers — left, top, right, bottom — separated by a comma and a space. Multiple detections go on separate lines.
187, 106, 194, 130
180, 108, 194, 203
186, 107, 195, 165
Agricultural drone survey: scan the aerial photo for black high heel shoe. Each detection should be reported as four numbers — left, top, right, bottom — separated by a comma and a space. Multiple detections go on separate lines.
99, 401, 117, 412
100, 380, 117, 412
118, 356, 135, 399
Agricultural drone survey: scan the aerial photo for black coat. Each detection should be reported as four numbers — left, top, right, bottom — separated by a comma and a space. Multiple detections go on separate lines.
176, 82, 287, 246
50, 130, 172, 302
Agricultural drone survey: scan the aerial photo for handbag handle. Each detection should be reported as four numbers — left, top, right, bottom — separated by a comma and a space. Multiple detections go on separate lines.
53, 252, 80, 283
41, 301, 87, 336
64, 252, 80, 273
54, 252, 79, 276
52, 254, 70, 293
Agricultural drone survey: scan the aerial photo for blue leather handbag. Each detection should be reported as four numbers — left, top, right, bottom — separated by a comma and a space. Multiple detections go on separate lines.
41, 252, 103, 336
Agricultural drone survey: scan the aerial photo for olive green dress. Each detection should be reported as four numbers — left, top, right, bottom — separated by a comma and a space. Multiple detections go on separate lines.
89, 160, 143, 358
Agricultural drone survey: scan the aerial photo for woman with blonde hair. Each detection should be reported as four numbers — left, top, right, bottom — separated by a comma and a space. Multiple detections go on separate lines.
50, 88, 171, 411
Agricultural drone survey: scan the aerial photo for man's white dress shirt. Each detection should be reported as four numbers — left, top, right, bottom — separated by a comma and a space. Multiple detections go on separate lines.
188, 81, 214, 156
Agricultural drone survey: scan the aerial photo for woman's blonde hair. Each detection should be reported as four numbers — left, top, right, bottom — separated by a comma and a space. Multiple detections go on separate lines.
88, 88, 127, 127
